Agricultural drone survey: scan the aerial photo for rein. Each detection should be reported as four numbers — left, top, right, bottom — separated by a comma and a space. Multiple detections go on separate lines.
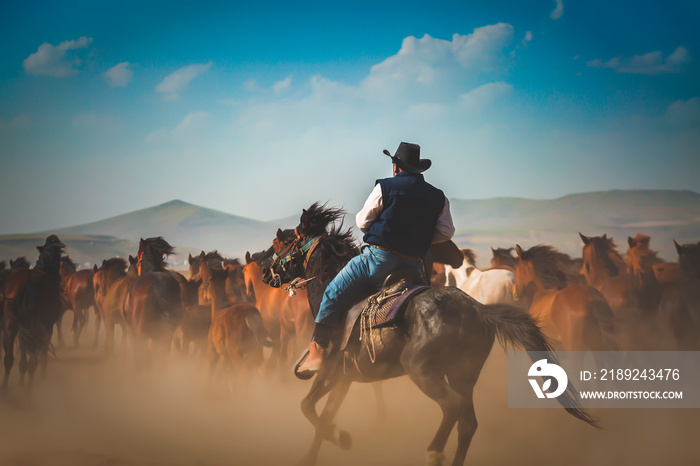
269, 233, 324, 293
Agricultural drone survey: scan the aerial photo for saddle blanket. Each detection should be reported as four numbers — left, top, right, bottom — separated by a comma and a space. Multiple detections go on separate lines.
360, 280, 430, 329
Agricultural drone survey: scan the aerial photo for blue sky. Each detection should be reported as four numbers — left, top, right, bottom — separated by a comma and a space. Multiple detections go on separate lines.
1, 0, 699, 234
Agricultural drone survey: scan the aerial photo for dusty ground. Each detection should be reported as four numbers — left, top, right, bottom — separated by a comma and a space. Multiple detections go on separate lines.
1, 317, 699, 466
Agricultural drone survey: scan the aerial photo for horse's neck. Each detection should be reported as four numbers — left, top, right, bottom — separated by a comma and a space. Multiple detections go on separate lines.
453, 263, 480, 288
209, 281, 230, 316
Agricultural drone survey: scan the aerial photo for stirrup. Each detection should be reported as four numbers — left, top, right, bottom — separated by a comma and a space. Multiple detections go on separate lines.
293, 348, 314, 380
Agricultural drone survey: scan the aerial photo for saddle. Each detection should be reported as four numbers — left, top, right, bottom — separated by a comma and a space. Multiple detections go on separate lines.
341, 267, 430, 350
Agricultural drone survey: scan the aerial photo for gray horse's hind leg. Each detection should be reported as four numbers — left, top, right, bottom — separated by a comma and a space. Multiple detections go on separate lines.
446, 374, 479, 466
408, 369, 462, 466
298, 370, 352, 466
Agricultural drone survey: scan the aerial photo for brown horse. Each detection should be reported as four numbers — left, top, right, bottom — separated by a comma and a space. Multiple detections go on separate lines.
490, 247, 517, 270
261, 203, 596, 466
124, 237, 184, 363
580, 233, 640, 314
3, 235, 65, 390
94, 257, 137, 356
657, 240, 700, 350
243, 249, 314, 374
203, 261, 272, 384
513, 244, 618, 352
56, 256, 98, 348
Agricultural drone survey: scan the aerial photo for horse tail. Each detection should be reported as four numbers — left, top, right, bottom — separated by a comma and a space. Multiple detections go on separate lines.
477, 303, 599, 428
245, 309, 275, 347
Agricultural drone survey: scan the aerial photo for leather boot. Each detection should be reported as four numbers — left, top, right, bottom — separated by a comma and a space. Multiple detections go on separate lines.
297, 341, 326, 375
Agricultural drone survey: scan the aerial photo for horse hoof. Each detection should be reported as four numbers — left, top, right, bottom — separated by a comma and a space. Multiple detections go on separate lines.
426, 451, 445, 466
334, 429, 352, 450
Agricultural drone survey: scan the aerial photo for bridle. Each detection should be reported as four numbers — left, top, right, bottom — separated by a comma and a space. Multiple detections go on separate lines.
268, 228, 323, 294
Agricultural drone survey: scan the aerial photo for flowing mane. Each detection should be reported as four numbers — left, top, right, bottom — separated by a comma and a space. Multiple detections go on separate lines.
461, 249, 477, 268
302, 202, 359, 285
138, 237, 175, 270
102, 257, 128, 276
588, 235, 625, 277
520, 244, 571, 290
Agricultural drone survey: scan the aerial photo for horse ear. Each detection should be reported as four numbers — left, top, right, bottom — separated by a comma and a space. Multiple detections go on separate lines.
102, 259, 106, 266
579, 233, 591, 246
602, 233, 608, 240
674, 240, 683, 257
245, 251, 252, 264
628, 236, 635, 248
276, 229, 284, 241
515, 244, 523, 258
188, 253, 193, 261
300, 209, 309, 230
491, 247, 495, 253
93, 264, 98, 272
199, 251, 206, 260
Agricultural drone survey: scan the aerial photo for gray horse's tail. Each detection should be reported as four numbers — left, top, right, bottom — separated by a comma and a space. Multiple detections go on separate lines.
477, 303, 599, 428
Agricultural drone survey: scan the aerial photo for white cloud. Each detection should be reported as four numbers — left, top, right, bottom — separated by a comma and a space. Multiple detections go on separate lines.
664, 97, 700, 127
155, 63, 212, 100
23, 36, 93, 77
524, 31, 533, 42
587, 46, 690, 75
551, 0, 564, 20
103, 62, 134, 87
273, 76, 293, 96
360, 24, 514, 104
459, 82, 513, 109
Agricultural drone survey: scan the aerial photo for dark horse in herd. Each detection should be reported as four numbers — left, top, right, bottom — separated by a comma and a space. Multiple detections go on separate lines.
2, 235, 65, 389
262, 203, 596, 466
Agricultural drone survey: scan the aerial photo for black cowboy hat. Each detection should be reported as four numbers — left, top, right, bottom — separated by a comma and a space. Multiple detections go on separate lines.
383, 142, 431, 173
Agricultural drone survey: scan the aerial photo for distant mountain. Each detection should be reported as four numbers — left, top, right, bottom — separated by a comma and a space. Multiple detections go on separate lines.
450, 189, 700, 263
1, 190, 698, 268
48, 199, 286, 261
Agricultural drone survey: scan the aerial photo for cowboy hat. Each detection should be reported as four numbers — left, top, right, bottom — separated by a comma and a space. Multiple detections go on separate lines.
383, 142, 431, 173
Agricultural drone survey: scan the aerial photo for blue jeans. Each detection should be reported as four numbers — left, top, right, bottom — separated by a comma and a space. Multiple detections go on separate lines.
315, 245, 423, 328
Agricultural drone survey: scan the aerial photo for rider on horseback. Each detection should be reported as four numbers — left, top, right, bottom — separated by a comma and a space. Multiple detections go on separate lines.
297, 142, 455, 375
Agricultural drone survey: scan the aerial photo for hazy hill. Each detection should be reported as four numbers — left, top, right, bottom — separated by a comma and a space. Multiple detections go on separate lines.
1, 190, 698, 268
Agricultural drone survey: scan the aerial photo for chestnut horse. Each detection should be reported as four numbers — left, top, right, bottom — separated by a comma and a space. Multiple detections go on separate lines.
262, 203, 596, 466
243, 250, 313, 373
513, 244, 618, 352
657, 240, 700, 350
124, 237, 184, 362
580, 233, 640, 314
3, 235, 65, 389
56, 256, 98, 348
202, 260, 273, 383
490, 247, 517, 271
94, 257, 138, 356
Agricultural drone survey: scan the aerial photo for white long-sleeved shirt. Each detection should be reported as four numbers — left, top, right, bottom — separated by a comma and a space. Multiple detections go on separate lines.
355, 183, 456, 244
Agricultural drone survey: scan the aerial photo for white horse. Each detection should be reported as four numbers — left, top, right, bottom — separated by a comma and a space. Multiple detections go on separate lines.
444, 249, 521, 306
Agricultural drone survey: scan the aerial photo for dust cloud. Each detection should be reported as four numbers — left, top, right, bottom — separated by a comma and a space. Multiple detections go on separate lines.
1, 318, 698, 466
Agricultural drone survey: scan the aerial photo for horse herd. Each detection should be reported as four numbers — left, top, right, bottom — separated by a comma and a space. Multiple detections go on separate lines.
0, 205, 698, 466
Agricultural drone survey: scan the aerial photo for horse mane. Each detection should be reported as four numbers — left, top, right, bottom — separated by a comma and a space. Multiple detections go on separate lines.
10, 257, 31, 270
303, 202, 346, 237
302, 203, 359, 284
588, 235, 624, 277
139, 237, 175, 269
61, 255, 77, 269
460, 249, 477, 267
223, 258, 242, 268
102, 257, 128, 275
35, 238, 66, 274
520, 244, 570, 290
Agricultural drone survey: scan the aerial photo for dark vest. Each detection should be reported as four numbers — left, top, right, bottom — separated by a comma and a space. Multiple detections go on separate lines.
363, 172, 445, 258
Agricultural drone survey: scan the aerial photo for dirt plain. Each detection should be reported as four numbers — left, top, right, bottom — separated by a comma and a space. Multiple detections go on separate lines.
1, 318, 699, 466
